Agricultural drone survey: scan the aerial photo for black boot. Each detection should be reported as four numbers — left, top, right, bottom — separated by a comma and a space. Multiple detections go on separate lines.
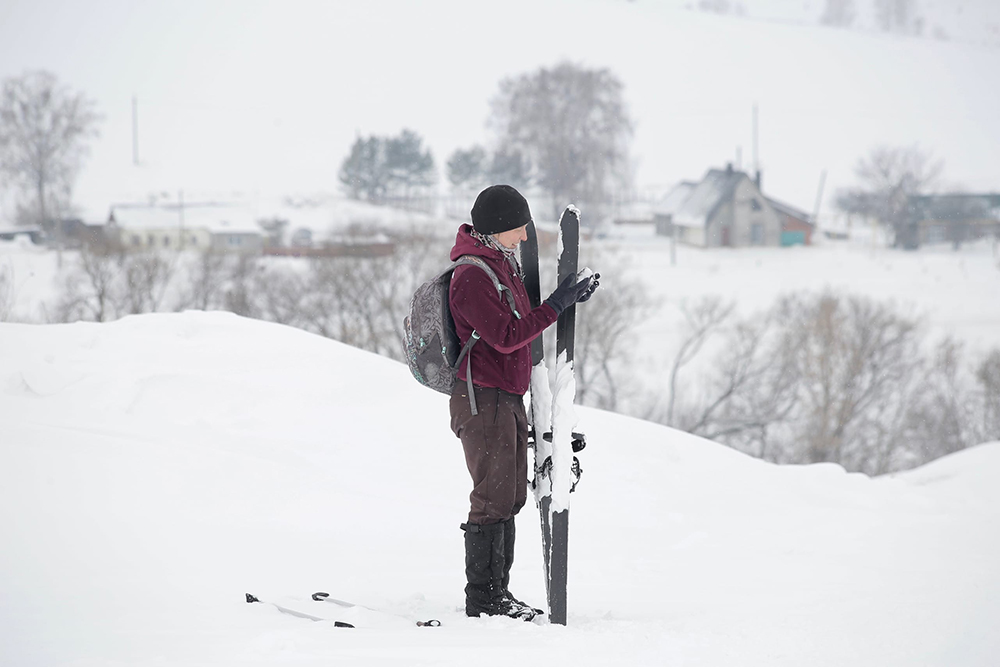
461, 522, 537, 621
501, 517, 544, 617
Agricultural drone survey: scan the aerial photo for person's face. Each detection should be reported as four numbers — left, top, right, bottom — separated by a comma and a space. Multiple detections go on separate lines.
493, 224, 529, 249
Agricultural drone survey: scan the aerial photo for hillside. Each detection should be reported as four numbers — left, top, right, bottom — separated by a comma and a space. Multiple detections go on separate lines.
2, 312, 998, 666
1, 0, 999, 222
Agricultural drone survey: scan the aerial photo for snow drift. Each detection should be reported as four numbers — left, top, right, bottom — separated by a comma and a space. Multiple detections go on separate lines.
1, 312, 998, 666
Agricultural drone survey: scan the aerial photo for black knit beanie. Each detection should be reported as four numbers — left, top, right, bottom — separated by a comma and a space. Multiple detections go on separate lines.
471, 184, 532, 235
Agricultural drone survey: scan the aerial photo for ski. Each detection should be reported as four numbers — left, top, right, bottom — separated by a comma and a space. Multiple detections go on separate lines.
528, 206, 586, 626
245, 593, 355, 628
311, 591, 441, 627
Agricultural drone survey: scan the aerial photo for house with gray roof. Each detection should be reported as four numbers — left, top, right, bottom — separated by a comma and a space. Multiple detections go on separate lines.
653, 165, 788, 247
109, 203, 263, 254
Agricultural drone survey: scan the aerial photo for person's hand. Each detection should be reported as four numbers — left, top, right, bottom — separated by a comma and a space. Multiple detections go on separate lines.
578, 270, 600, 302
544, 271, 600, 315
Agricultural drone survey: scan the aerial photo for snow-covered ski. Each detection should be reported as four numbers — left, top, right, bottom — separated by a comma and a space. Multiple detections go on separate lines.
526, 206, 587, 626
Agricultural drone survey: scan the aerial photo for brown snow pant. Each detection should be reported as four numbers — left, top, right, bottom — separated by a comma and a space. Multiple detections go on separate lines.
450, 384, 529, 525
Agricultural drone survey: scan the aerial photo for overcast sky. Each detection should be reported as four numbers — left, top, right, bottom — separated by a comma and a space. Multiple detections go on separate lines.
2, 0, 998, 219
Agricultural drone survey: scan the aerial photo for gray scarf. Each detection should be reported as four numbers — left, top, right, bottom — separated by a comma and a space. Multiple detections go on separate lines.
471, 228, 523, 279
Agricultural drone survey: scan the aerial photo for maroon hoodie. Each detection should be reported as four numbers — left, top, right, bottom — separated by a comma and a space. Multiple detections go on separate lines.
449, 224, 558, 396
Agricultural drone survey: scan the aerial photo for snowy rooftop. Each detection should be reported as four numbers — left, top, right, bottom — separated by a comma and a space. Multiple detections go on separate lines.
671, 169, 746, 229
652, 181, 697, 218
766, 197, 814, 225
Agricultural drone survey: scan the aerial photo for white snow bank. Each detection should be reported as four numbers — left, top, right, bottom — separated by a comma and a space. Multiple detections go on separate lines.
1, 312, 998, 666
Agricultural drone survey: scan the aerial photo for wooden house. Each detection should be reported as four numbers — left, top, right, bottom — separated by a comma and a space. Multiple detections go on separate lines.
652, 165, 783, 247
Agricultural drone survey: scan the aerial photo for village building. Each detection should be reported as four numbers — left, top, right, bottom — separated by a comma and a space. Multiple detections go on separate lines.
906, 193, 1000, 248
653, 165, 814, 247
108, 203, 264, 254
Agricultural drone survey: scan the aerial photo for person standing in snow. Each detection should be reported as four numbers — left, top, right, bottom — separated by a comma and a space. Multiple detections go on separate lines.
449, 184, 599, 620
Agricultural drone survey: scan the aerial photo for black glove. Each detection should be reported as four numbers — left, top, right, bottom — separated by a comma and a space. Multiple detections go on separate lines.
544, 272, 600, 315
578, 271, 600, 303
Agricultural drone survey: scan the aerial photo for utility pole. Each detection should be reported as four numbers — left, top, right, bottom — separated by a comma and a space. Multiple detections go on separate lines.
752, 103, 759, 176
671, 217, 677, 267
812, 169, 827, 232
132, 95, 139, 166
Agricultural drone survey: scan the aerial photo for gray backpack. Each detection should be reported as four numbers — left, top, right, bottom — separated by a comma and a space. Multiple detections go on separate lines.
402, 255, 520, 415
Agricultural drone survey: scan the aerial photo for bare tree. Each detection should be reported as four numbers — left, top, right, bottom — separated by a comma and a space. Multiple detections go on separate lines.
682, 315, 799, 462
0, 71, 101, 236
296, 231, 449, 359
974, 349, 1000, 444
874, 0, 921, 34
909, 339, 975, 459
222, 254, 261, 318
820, 0, 855, 27
51, 243, 123, 322
780, 293, 924, 473
175, 250, 229, 311
836, 145, 943, 248
490, 62, 633, 220
697, 0, 732, 13
121, 251, 176, 315
0, 263, 12, 321
653, 297, 736, 427
645, 292, 952, 474
249, 262, 308, 327
574, 253, 656, 411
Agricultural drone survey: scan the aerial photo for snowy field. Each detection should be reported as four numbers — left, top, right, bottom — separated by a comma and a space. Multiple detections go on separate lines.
2, 311, 998, 666
4, 222, 1000, 406
604, 230, 1000, 404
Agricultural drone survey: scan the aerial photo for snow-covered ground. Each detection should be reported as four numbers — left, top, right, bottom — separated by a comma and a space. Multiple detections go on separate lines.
4, 217, 1000, 399
1, 311, 998, 666
606, 230, 1000, 400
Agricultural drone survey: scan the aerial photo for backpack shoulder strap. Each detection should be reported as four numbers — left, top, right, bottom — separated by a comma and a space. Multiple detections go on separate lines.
449, 255, 521, 319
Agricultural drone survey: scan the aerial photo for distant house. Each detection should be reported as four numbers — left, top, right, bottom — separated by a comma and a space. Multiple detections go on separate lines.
0, 225, 46, 245
109, 203, 264, 254
906, 193, 1000, 248
653, 165, 783, 247
54, 218, 114, 248
766, 197, 816, 246
653, 165, 814, 247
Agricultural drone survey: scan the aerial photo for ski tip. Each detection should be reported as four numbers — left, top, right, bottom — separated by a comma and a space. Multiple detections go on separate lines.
311, 592, 330, 602
334, 621, 356, 628
246, 593, 260, 604
417, 619, 442, 627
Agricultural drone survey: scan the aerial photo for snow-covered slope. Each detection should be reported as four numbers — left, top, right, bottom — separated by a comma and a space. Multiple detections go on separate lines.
2, 312, 999, 666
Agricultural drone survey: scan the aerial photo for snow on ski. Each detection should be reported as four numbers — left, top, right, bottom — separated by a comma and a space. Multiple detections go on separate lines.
527, 206, 586, 626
